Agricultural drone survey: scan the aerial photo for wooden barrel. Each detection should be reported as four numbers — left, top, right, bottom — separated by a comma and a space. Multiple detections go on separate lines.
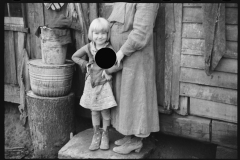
28, 59, 75, 97
41, 27, 71, 65
26, 90, 75, 158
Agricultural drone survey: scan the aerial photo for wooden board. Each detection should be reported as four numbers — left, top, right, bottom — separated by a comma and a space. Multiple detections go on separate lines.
175, 96, 189, 116
4, 31, 12, 84
154, 4, 165, 108
4, 31, 17, 85
14, 32, 20, 86
15, 32, 26, 86
4, 25, 29, 33
225, 3, 238, 7
216, 146, 237, 159
180, 67, 237, 90
9, 31, 17, 85
180, 82, 237, 106
160, 113, 210, 142
183, 7, 202, 23
164, 3, 174, 110
58, 128, 155, 159
26, 3, 37, 59
212, 120, 237, 149
171, 3, 182, 110
225, 25, 238, 42
182, 23, 203, 39
81, 3, 90, 31
182, 23, 238, 42
190, 97, 237, 123
89, 3, 98, 23
183, 3, 238, 8
34, 3, 44, 59
4, 84, 20, 104
181, 38, 238, 59
74, 3, 89, 44
226, 7, 238, 25
181, 54, 238, 74
4, 17, 24, 26
183, 3, 202, 7
183, 7, 238, 25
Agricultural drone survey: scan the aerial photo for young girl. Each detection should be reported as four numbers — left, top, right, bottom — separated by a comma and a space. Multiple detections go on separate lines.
72, 17, 122, 151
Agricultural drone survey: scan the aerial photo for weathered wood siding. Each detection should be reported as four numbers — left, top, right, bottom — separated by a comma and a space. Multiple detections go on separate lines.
160, 113, 211, 142
179, 3, 238, 121
211, 120, 237, 149
160, 3, 237, 149
4, 30, 26, 103
175, 3, 237, 148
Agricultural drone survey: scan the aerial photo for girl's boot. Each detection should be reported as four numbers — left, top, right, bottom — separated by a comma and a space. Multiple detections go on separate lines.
100, 126, 109, 150
89, 125, 102, 150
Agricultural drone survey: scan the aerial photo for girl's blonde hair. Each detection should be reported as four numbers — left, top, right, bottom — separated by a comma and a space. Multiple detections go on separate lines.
88, 17, 111, 41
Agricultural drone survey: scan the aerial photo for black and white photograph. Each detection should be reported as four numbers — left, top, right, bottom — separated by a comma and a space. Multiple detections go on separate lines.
4, 2, 237, 159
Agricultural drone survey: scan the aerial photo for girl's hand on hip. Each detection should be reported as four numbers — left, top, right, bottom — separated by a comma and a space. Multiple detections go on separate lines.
116, 50, 124, 67
102, 70, 112, 80
86, 63, 92, 73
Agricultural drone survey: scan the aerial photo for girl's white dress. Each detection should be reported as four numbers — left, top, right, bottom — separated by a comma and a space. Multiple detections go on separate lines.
80, 75, 117, 111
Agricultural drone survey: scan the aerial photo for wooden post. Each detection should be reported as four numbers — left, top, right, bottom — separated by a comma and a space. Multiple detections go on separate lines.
164, 3, 175, 110
171, 3, 182, 110
26, 91, 75, 158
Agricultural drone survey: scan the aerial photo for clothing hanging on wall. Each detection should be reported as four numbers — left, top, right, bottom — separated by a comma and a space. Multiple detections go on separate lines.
34, 14, 82, 38
66, 3, 89, 45
44, 3, 65, 11
202, 3, 226, 76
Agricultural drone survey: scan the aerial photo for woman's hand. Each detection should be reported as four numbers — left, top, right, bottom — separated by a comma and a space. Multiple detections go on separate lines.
115, 50, 124, 67
102, 70, 112, 80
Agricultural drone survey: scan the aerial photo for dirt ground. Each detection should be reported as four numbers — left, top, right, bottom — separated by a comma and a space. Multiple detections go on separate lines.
149, 132, 216, 159
5, 103, 216, 159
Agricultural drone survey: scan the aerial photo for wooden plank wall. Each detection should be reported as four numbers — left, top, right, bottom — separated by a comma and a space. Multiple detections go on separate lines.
160, 113, 211, 142
179, 3, 238, 121
174, 3, 237, 148
4, 31, 26, 104
4, 31, 18, 85
160, 3, 237, 150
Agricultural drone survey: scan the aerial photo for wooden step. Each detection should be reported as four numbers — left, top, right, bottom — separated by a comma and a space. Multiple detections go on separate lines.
58, 128, 155, 159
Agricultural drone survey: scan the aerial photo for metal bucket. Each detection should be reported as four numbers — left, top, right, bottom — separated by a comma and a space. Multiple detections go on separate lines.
28, 59, 75, 97
40, 27, 71, 65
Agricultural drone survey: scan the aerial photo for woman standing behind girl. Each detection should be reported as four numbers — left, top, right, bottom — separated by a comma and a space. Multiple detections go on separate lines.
108, 3, 160, 154
72, 17, 122, 151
